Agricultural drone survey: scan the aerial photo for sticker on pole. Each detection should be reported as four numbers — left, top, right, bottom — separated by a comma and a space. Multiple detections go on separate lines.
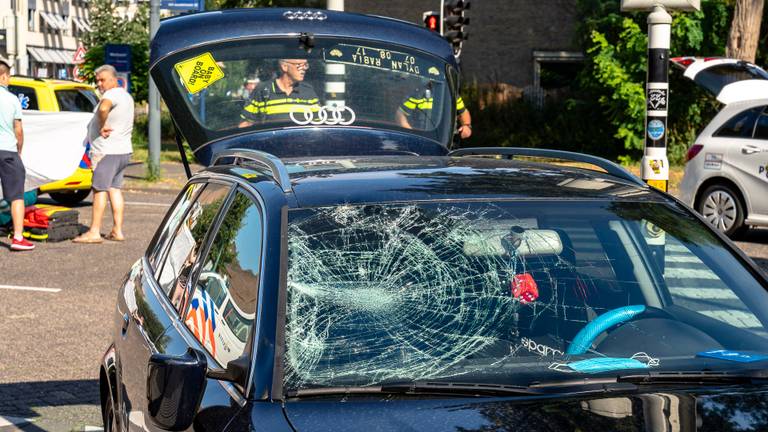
174, 52, 225, 94
647, 119, 665, 141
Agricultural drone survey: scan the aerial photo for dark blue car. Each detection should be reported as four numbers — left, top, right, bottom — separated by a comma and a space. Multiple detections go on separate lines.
100, 8, 768, 432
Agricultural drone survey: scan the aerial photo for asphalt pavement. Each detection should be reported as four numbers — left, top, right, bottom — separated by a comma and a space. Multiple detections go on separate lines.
0, 162, 196, 431
0, 161, 766, 431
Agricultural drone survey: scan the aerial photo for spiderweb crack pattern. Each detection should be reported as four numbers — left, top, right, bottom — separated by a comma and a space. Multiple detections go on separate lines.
284, 204, 584, 388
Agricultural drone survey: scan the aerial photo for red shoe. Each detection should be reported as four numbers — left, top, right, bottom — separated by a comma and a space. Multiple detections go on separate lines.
10, 237, 35, 251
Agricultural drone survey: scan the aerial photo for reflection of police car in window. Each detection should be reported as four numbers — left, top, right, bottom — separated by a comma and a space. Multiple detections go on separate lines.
99, 8, 768, 432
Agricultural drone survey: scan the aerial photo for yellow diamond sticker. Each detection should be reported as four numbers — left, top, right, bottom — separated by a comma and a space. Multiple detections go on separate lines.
174, 52, 225, 95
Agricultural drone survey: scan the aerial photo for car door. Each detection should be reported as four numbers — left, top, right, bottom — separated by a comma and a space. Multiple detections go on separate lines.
729, 106, 768, 218
146, 185, 268, 431
116, 181, 230, 431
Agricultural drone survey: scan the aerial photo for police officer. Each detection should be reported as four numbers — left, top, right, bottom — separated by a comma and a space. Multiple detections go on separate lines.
238, 59, 320, 127
396, 93, 472, 139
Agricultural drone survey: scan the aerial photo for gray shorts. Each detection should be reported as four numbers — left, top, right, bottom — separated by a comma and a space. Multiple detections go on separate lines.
0, 150, 26, 202
92, 154, 131, 192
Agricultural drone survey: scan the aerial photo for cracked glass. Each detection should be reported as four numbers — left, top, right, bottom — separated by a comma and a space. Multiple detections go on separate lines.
283, 201, 768, 390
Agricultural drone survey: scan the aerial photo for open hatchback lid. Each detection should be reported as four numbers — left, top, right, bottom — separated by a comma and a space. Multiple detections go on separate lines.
671, 56, 768, 105
149, 8, 460, 166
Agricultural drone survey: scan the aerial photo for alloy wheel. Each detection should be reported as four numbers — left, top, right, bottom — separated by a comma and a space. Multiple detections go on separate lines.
702, 189, 738, 232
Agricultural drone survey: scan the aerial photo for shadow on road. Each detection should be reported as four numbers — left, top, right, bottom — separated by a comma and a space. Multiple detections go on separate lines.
737, 228, 768, 245
0, 379, 99, 430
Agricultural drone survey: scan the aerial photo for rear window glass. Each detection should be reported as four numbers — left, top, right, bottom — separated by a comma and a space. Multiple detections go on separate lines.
714, 107, 762, 138
55, 89, 98, 112
8, 85, 39, 110
694, 63, 768, 96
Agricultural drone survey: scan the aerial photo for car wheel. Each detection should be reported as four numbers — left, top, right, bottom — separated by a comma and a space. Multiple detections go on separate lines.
49, 190, 91, 206
103, 393, 117, 432
697, 184, 746, 237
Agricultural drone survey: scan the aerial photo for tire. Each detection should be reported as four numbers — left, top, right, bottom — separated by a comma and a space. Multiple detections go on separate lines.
697, 184, 747, 238
48, 190, 91, 206
102, 393, 117, 432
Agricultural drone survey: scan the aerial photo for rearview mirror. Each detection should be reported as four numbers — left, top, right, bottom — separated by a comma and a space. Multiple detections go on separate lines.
147, 348, 207, 431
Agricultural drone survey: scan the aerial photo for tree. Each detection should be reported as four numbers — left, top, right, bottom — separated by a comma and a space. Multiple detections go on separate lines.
726, 0, 765, 62
80, 0, 150, 103
205, 0, 323, 11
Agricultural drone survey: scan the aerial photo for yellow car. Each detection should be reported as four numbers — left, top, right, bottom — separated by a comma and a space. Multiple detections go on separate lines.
8, 77, 97, 205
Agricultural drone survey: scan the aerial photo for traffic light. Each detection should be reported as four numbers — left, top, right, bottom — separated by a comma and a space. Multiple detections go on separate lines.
423, 11, 440, 33
443, 0, 470, 56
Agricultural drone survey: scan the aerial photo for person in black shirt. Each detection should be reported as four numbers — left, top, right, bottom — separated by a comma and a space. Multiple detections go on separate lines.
238, 59, 320, 127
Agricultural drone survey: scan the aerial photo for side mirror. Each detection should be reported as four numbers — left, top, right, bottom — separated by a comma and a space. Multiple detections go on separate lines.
147, 348, 207, 431
206, 354, 249, 388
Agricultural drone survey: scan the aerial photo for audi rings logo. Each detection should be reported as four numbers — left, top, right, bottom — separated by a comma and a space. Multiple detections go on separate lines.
290, 106, 356, 126
283, 10, 327, 21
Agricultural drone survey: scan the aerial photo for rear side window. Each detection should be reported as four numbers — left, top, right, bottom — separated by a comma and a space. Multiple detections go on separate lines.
755, 108, 768, 140
714, 107, 762, 138
157, 183, 231, 313
8, 85, 39, 110
185, 190, 263, 370
55, 89, 97, 112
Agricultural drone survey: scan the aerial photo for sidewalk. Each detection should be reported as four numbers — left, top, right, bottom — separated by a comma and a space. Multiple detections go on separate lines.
122, 160, 203, 193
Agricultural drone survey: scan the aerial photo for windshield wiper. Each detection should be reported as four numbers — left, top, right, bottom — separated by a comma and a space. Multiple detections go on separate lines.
287, 379, 636, 398
617, 369, 768, 386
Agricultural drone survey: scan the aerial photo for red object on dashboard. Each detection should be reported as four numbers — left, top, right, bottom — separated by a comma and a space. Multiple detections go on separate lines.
512, 273, 539, 304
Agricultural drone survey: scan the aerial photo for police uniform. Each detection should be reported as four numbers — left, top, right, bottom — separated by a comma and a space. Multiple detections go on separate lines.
240, 80, 320, 123
399, 94, 466, 130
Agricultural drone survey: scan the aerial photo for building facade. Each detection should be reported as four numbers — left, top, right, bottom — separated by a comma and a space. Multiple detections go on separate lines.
1, 0, 92, 78
346, 0, 582, 94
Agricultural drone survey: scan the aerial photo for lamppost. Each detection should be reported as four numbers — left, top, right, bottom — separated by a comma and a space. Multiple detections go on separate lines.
620, 0, 700, 192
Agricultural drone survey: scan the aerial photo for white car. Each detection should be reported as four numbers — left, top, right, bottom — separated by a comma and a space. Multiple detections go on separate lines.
674, 57, 768, 236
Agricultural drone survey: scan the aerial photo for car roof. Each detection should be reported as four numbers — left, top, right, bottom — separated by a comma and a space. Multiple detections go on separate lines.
205, 155, 661, 208
9, 76, 95, 90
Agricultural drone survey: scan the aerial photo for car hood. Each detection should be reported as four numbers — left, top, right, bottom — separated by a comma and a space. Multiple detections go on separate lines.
283, 387, 768, 431
671, 56, 768, 104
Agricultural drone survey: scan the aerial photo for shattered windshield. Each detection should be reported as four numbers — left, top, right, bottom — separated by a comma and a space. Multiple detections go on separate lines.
283, 201, 768, 391
167, 38, 454, 143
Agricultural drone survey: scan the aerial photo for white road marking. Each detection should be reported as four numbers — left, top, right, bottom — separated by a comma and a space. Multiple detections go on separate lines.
0, 415, 33, 427
664, 268, 720, 280
84, 426, 104, 431
670, 288, 738, 300
125, 201, 171, 207
699, 310, 762, 328
0, 284, 61, 293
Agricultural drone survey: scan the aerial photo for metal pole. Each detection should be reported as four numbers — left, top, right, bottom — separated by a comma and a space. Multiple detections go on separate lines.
326, 0, 345, 109
148, 0, 162, 178
642, 5, 671, 192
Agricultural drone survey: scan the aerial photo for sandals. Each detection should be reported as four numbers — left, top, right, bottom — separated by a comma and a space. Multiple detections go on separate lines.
105, 233, 126, 242
72, 235, 103, 244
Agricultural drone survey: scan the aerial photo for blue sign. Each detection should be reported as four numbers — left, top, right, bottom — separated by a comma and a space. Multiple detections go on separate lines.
647, 119, 665, 141
17, 93, 30, 110
697, 350, 768, 363
161, 0, 204, 11
105, 44, 132, 73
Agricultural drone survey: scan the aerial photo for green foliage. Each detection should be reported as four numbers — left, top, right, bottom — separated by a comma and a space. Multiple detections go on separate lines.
575, 0, 733, 163
80, 0, 150, 103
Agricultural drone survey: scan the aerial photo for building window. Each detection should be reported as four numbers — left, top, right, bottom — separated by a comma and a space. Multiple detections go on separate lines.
28, 9, 35, 31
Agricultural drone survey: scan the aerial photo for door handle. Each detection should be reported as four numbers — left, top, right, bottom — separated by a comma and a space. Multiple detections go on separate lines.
121, 313, 131, 335
742, 146, 761, 155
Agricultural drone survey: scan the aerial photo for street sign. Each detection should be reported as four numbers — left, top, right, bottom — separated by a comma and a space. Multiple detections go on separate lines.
105, 44, 132, 73
73, 45, 86, 64
116, 72, 131, 92
161, 0, 204, 11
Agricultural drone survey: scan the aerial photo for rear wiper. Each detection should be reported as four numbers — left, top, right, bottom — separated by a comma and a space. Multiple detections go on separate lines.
617, 369, 768, 386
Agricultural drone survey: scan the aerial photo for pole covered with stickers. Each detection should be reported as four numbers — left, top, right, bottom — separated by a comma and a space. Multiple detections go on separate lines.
620, 0, 700, 191
643, 6, 671, 192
